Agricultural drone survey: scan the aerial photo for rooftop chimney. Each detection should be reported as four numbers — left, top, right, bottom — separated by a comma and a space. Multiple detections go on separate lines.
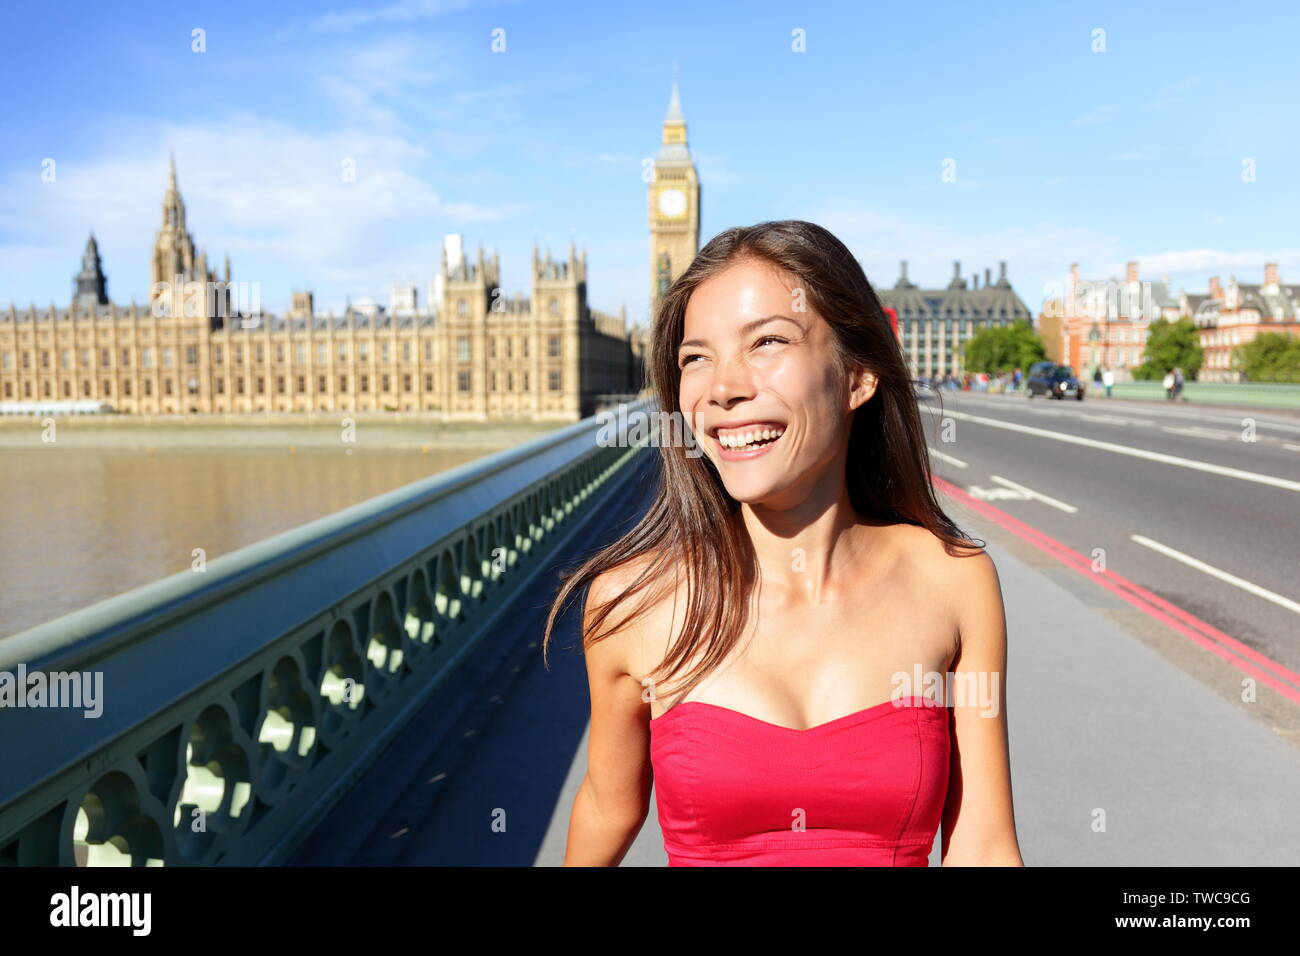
1209, 276, 1223, 300
1125, 261, 1139, 283
894, 260, 915, 290
947, 261, 966, 290
1264, 263, 1280, 290
985, 267, 992, 287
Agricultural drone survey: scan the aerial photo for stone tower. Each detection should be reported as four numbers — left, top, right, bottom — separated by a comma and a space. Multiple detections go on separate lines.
440, 241, 501, 418
648, 73, 700, 320
532, 241, 585, 418
150, 155, 229, 325
152, 154, 198, 288
72, 233, 109, 309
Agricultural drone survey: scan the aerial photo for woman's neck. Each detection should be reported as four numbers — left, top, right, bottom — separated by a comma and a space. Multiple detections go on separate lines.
736, 492, 890, 605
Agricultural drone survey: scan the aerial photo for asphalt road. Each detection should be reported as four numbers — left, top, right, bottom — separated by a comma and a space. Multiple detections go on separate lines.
915, 390, 1300, 674
295, 395, 1300, 867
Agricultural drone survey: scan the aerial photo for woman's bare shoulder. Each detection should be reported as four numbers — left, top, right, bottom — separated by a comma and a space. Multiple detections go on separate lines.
893, 523, 999, 608
902, 525, 1004, 634
585, 548, 676, 639
585, 548, 684, 680
897, 522, 990, 567
890, 525, 999, 664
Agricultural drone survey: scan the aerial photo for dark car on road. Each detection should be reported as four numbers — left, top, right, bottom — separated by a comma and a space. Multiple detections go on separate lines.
1027, 362, 1085, 400
1025, 361, 1056, 397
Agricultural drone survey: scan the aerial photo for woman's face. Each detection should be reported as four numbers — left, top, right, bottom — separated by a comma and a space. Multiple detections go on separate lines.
677, 257, 874, 508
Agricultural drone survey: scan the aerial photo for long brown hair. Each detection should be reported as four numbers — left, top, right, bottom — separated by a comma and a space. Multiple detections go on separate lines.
541, 219, 983, 704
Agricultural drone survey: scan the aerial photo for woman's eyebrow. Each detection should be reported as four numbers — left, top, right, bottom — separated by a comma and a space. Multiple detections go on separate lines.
679, 314, 802, 349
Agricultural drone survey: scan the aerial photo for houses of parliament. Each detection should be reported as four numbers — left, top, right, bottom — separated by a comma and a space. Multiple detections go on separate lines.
0, 83, 706, 420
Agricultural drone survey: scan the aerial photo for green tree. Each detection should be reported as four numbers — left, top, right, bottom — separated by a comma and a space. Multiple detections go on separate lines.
1234, 332, 1300, 383
963, 320, 1046, 374
1133, 316, 1202, 381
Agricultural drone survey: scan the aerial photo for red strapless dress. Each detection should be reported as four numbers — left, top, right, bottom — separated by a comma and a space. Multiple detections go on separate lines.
649, 694, 950, 866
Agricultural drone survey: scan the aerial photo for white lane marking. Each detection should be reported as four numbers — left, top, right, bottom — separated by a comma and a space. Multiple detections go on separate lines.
1075, 413, 1158, 426
1130, 534, 1300, 616
1079, 414, 1134, 425
966, 485, 1031, 502
977, 398, 1158, 428
1285, 444, 1300, 452
1161, 425, 1233, 441
989, 475, 1079, 513
961, 392, 1300, 434
1140, 408, 1300, 434
927, 446, 968, 468
935, 409, 1300, 493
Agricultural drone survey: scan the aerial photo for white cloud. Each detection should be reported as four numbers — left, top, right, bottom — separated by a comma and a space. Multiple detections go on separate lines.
1142, 77, 1200, 111
317, 34, 461, 134
1109, 146, 1161, 162
804, 206, 1300, 305
696, 152, 739, 186
296, 0, 502, 34
0, 113, 523, 310
1121, 249, 1300, 280
0, 28, 546, 312
808, 199, 1121, 309
1068, 105, 1117, 127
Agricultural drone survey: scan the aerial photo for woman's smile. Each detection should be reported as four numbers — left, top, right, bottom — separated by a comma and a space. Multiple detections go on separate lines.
712, 426, 780, 460
712, 422, 786, 461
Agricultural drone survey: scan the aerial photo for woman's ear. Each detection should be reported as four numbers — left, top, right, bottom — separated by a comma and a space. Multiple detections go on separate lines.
848, 367, 878, 411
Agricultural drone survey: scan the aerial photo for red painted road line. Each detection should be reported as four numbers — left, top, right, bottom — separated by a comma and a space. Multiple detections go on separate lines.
932, 475, 1300, 707
936, 477, 1300, 691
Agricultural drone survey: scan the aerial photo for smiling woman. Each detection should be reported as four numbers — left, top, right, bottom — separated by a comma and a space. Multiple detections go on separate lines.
542, 219, 1023, 867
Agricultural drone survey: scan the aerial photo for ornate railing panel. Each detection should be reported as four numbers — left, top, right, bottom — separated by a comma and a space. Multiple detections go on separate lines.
0, 400, 654, 865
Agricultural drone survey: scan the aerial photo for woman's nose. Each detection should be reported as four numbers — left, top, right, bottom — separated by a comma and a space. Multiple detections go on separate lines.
709, 353, 754, 402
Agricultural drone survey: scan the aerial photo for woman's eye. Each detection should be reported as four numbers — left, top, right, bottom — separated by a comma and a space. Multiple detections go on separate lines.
680, 338, 783, 367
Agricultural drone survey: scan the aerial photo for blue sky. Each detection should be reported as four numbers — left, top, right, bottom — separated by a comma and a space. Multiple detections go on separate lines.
2, 0, 1298, 325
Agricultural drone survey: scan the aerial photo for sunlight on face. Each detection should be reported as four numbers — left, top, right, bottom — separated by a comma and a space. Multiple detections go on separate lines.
677, 257, 859, 508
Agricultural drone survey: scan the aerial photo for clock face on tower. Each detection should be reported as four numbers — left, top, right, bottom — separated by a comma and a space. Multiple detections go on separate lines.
658, 188, 687, 217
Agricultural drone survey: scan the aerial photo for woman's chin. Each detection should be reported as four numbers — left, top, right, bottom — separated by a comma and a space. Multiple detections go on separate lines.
722, 480, 785, 506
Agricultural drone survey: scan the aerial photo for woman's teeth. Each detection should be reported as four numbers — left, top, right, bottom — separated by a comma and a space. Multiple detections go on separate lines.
718, 427, 785, 449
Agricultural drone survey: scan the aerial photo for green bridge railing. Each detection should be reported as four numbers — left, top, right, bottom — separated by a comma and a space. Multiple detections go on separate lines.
0, 400, 654, 865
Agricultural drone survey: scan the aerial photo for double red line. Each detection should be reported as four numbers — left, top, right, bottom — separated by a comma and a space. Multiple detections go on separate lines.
933, 475, 1300, 707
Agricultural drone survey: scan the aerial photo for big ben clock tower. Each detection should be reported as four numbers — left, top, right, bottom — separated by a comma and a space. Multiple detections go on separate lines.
648, 74, 700, 318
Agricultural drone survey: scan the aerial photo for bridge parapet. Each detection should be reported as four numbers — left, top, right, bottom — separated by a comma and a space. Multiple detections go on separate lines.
0, 400, 653, 865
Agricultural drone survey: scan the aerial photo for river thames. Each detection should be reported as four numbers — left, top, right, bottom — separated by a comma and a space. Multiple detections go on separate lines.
0, 418, 566, 638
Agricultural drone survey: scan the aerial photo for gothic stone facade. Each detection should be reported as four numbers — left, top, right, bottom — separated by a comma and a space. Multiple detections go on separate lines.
1, 165, 642, 420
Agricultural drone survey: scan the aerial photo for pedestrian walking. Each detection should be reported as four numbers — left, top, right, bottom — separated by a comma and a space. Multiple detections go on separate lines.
1102, 366, 1114, 398
551, 221, 1024, 868
1162, 369, 1175, 400
1173, 366, 1185, 401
